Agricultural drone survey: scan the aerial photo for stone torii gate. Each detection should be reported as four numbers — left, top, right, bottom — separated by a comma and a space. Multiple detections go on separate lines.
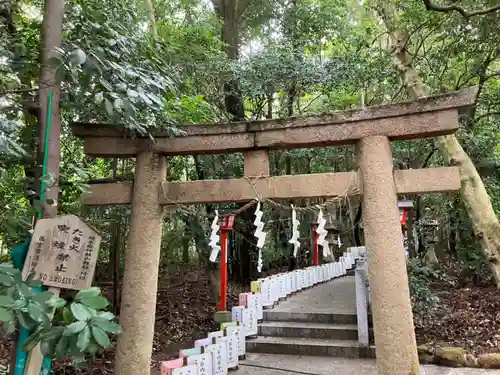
71, 87, 476, 375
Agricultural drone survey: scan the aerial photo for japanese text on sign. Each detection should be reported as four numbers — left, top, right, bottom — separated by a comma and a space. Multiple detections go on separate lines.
21, 215, 101, 291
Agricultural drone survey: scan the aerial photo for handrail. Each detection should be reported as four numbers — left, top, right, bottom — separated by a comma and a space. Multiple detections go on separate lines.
353, 246, 370, 347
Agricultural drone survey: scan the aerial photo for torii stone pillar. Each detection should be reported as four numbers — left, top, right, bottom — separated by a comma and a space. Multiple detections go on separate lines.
115, 150, 167, 375
357, 136, 420, 375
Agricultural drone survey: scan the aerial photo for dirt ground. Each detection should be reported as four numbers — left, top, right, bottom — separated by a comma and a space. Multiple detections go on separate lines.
0, 263, 499, 374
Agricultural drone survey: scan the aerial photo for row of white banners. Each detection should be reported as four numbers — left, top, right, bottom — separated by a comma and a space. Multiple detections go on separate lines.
160, 249, 362, 375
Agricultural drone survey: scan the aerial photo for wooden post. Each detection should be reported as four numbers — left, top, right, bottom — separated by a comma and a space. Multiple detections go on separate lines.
357, 136, 420, 375
115, 151, 166, 375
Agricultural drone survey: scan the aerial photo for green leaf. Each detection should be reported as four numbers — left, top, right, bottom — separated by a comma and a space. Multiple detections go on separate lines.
27, 302, 45, 322
96, 311, 114, 320
70, 302, 93, 321
46, 297, 67, 309
16, 311, 37, 330
62, 306, 73, 323
22, 329, 43, 352
75, 287, 101, 300
127, 89, 138, 98
5, 320, 16, 334
94, 92, 104, 104
0, 295, 15, 308
77, 326, 91, 352
80, 296, 109, 310
40, 339, 56, 358
41, 326, 64, 341
100, 78, 112, 91
32, 291, 54, 305
17, 283, 34, 298
0, 306, 13, 322
87, 338, 99, 355
91, 326, 111, 348
0, 264, 18, 275
104, 98, 113, 115
69, 48, 87, 65
55, 335, 69, 360
12, 299, 26, 310
91, 318, 121, 334
0, 274, 15, 286
64, 321, 87, 336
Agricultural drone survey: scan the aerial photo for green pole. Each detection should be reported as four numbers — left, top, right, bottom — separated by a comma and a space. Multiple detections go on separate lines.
13, 91, 54, 375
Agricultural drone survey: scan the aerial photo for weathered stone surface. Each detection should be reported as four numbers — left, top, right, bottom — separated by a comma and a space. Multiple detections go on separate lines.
71, 87, 476, 157
418, 345, 436, 364
477, 353, 500, 369
357, 136, 419, 375
82, 167, 460, 206
434, 347, 471, 368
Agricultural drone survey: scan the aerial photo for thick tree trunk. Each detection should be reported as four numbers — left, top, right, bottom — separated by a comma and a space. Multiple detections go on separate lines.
377, 1, 500, 286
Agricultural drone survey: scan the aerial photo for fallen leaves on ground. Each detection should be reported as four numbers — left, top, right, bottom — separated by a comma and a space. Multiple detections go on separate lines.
415, 286, 500, 354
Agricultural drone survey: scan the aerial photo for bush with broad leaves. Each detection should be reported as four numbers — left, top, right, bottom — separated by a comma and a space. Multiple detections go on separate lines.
0, 263, 121, 365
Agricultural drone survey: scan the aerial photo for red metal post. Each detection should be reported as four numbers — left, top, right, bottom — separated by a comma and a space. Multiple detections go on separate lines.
217, 214, 235, 311
217, 230, 228, 311
313, 230, 319, 266
218, 230, 228, 311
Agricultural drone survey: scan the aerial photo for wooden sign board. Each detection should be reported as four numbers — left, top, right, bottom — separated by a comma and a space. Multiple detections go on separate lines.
21, 215, 101, 291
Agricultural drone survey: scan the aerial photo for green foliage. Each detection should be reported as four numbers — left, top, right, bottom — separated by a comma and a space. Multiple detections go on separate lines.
0, 263, 120, 365
407, 258, 441, 314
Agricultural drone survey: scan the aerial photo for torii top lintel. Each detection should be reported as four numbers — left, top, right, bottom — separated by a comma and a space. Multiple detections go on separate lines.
71, 87, 477, 158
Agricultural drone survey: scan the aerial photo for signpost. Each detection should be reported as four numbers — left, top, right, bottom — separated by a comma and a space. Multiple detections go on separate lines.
21, 215, 101, 290
21, 215, 101, 375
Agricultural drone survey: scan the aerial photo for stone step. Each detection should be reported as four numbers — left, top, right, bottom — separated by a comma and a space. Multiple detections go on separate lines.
263, 311, 358, 325
246, 336, 376, 358
258, 321, 359, 340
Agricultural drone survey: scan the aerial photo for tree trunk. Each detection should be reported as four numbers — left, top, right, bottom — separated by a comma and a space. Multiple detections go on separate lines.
38, 0, 64, 218
21, 1, 64, 373
212, 0, 247, 120
212, 0, 256, 285
143, 0, 158, 40
182, 235, 190, 264
377, 1, 500, 286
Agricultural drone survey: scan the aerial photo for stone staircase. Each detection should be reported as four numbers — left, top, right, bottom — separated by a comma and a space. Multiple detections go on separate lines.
246, 275, 375, 358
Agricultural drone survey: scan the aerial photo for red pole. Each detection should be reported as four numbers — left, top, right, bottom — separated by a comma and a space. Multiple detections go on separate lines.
313, 229, 319, 266
218, 230, 228, 311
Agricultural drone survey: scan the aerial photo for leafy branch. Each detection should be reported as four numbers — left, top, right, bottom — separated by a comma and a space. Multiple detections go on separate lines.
422, 0, 500, 19
0, 263, 121, 365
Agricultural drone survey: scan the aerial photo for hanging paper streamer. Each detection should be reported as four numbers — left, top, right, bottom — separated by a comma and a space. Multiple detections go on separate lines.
337, 234, 342, 248
253, 201, 266, 272
288, 205, 300, 257
209, 210, 221, 262
315, 207, 330, 257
